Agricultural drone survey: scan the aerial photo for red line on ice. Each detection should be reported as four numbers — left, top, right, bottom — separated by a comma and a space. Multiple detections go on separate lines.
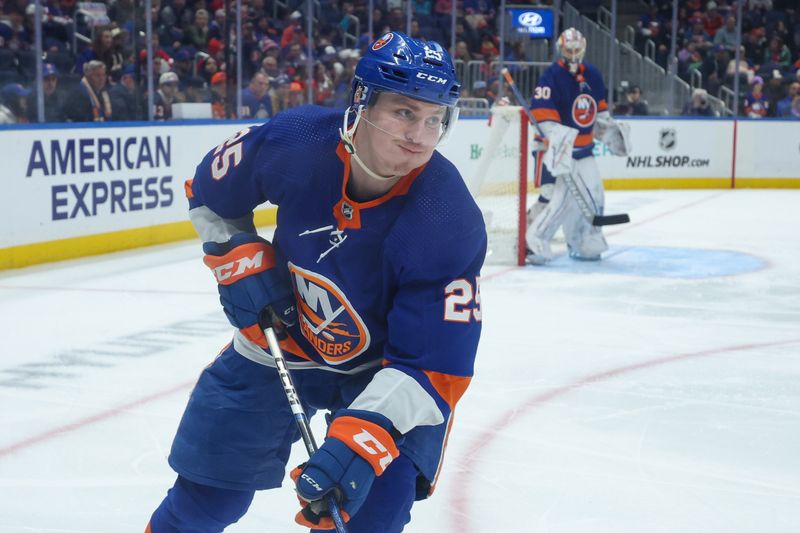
0, 381, 194, 458
448, 338, 800, 533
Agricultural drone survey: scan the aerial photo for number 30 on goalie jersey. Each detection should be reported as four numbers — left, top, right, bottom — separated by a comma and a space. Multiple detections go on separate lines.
444, 277, 481, 322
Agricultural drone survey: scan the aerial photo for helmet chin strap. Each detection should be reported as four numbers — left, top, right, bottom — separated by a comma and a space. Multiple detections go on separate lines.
339, 106, 401, 182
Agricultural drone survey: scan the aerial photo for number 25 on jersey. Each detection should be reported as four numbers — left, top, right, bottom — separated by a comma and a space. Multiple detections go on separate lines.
444, 277, 482, 322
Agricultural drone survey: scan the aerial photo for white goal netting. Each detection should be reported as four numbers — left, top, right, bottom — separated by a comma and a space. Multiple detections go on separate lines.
464, 105, 530, 266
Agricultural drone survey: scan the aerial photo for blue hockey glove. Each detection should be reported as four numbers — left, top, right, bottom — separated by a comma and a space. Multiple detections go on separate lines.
290, 409, 401, 529
202, 233, 296, 346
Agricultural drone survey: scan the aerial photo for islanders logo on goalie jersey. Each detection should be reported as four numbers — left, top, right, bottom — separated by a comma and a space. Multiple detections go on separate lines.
530, 60, 608, 148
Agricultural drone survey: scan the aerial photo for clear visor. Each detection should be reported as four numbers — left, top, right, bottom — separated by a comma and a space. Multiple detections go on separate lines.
353, 90, 460, 148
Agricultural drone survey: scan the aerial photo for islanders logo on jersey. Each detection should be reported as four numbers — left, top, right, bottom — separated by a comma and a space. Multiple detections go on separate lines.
572, 94, 598, 128
289, 262, 370, 365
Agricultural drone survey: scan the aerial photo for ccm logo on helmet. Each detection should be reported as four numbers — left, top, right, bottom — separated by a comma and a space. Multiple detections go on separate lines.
416, 72, 448, 84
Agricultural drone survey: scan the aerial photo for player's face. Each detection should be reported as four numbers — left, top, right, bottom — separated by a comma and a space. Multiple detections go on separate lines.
359, 92, 446, 176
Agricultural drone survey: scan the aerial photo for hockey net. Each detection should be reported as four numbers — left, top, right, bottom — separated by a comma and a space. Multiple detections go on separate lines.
464, 105, 530, 266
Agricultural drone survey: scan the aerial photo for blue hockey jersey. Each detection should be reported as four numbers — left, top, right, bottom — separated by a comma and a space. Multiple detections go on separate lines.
530, 60, 608, 154
187, 105, 486, 488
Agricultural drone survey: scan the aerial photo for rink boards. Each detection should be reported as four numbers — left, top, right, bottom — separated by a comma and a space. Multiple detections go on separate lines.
1, 117, 798, 269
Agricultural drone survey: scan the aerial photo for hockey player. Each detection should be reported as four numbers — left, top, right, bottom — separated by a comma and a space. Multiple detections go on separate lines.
146, 32, 486, 532
526, 27, 630, 264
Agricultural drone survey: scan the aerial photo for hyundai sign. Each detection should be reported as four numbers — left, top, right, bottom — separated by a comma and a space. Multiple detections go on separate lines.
509, 8, 553, 38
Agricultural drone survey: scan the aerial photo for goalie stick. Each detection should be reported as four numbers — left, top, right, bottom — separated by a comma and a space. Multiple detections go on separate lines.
260, 311, 349, 533
500, 68, 630, 226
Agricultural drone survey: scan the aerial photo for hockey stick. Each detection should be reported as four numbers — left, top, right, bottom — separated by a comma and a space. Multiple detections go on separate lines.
260, 311, 348, 533
500, 68, 630, 226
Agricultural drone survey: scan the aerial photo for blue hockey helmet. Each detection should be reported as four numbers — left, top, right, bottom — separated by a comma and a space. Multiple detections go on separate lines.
351, 32, 461, 109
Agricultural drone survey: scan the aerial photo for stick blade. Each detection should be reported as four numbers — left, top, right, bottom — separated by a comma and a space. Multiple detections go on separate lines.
592, 213, 630, 226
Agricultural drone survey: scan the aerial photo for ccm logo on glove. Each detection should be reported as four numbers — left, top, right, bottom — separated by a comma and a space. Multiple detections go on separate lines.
203, 242, 275, 285
329, 416, 399, 475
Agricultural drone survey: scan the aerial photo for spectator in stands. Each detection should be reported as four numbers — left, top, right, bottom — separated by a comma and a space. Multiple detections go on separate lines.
486, 77, 502, 106
478, 33, 499, 61
453, 40, 472, 62
269, 73, 291, 115
776, 81, 800, 117
184, 76, 209, 103
682, 88, 715, 116
169, 0, 194, 30
25, 63, 64, 122
0, 82, 30, 124
108, 64, 142, 121
765, 70, 786, 113
713, 16, 738, 51
726, 45, 755, 84
64, 60, 112, 122
154, 71, 181, 120
743, 27, 767, 68
287, 80, 304, 109
76, 26, 122, 77
259, 55, 280, 83
209, 9, 226, 41
312, 61, 334, 106
615, 84, 649, 116
637, 3, 664, 44
762, 36, 792, 71
200, 55, 219, 85
281, 11, 307, 49
685, 12, 712, 51
240, 71, 273, 119
185, 9, 210, 52
703, 44, 730, 95
703, 1, 724, 38
790, 94, 800, 119
471, 79, 487, 100
744, 75, 769, 117
284, 42, 307, 78
210, 71, 227, 119
173, 48, 193, 89
157, 6, 184, 51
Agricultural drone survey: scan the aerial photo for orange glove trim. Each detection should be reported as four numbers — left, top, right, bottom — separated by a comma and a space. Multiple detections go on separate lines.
293, 509, 351, 530
203, 242, 276, 286
327, 416, 399, 476
240, 323, 268, 348
290, 465, 352, 530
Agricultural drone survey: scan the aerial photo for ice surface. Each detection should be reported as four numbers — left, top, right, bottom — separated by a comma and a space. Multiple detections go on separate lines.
1, 190, 798, 532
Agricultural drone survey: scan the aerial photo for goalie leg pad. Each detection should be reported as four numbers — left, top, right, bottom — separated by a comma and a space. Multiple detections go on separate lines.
562, 158, 608, 259
526, 177, 573, 264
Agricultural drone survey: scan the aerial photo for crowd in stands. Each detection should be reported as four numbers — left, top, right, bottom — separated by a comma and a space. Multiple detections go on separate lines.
2, 0, 800, 123
0, 0, 509, 124
634, 0, 800, 117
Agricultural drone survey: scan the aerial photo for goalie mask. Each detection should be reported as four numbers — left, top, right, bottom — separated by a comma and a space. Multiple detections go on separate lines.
558, 28, 587, 74
340, 32, 461, 180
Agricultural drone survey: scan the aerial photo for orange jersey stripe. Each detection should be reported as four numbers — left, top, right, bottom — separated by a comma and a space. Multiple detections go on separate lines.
531, 108, 561, 123
184, 178, 194, 199
598, 99, 609, 112
574, 133, 594, 147
423, 370, 472, 411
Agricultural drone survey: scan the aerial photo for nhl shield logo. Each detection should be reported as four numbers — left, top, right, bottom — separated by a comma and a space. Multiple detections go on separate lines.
659, 128, 676, 151
341, 201, 354, 220
289, 262, 370, 365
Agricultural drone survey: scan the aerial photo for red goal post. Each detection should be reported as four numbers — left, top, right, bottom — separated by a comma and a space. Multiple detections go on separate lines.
464, 105, 530, 266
